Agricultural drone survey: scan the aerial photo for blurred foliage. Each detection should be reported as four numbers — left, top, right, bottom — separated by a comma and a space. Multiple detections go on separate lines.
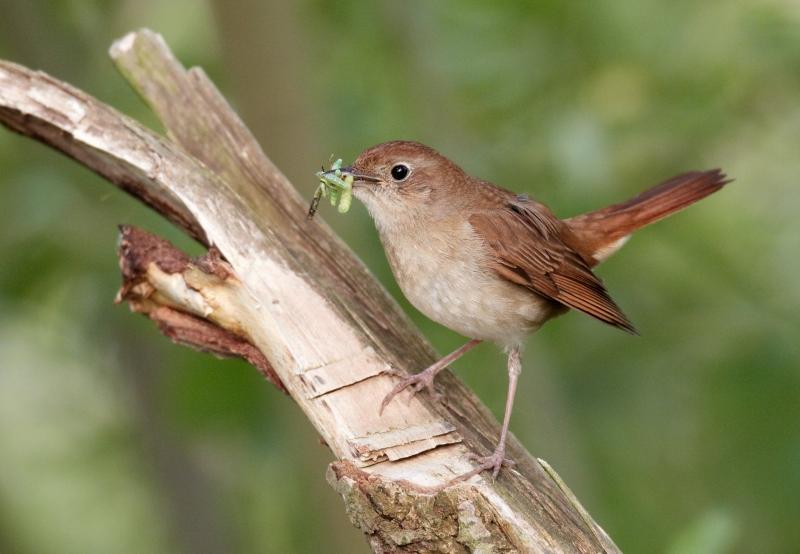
1, 1, 798, 553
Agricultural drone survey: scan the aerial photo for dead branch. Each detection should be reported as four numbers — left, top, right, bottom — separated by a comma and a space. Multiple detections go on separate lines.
0, 29, 619, 553
116, 225, 286, 392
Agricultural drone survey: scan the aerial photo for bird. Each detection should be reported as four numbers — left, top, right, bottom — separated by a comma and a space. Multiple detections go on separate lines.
321, 140, 729, 482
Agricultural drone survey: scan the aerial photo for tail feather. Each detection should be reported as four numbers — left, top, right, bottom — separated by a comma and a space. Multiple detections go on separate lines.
566, 169, 730, 265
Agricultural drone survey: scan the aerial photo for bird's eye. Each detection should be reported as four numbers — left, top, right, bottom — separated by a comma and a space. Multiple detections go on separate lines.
390, 164, 410, 181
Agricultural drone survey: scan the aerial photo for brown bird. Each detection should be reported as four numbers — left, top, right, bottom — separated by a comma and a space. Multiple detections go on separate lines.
323, 141, 729, 482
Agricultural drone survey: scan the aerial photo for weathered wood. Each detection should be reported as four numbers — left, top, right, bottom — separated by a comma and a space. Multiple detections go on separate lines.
0, 30, 620, 553
116, 225, 287, 393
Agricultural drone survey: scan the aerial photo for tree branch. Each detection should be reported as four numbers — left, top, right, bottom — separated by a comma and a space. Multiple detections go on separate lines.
116, 225, 287, 393
0, 29, 619, 553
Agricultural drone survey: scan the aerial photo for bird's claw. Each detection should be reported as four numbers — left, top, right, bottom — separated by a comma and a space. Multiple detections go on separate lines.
467, 449, 515, 480
435, 447, 516, 489
379, 368, 442, 415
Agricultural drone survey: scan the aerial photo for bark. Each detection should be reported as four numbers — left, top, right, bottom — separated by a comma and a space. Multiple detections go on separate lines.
0, 30, 620, 553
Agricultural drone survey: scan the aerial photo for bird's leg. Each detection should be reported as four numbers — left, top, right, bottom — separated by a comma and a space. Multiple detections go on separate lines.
380, 338, 482, 414
448, 345, 521, 484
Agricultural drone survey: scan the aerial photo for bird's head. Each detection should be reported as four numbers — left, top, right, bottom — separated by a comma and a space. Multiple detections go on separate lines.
323, 141, 466, 231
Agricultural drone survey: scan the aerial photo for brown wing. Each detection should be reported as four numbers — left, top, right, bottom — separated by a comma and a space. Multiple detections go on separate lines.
470, 201, 638, 334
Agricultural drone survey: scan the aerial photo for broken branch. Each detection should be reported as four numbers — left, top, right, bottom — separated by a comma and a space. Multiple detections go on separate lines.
116, 225, 286, 393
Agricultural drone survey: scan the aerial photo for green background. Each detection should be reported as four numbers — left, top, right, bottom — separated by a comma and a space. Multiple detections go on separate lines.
1, 1, 799, 553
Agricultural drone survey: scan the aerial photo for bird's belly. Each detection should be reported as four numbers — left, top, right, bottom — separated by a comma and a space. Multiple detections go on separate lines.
406, 276, 545, 345
384, 232, 553, 346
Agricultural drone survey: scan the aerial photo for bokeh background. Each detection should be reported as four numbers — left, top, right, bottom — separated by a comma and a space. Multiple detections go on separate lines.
1, 1, 799, 553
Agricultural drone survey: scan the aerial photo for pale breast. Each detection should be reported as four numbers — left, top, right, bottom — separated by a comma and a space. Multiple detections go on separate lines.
379, 220, 554, 347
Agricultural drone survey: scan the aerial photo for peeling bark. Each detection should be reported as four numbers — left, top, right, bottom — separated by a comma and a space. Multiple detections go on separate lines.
0, 30, 620, 553
329, 460, 519, 553
116, 225, 286, 393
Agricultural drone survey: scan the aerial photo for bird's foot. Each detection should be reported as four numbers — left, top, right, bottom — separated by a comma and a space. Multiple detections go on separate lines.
380, 366, 443, 414
468, 448, 515, 480
441, 446, 515, 487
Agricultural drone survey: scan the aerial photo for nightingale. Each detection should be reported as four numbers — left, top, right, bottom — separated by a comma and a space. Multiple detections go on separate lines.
322, 140, 729, 482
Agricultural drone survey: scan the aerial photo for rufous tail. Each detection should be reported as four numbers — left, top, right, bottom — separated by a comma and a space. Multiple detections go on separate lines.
565, 169, 730, 266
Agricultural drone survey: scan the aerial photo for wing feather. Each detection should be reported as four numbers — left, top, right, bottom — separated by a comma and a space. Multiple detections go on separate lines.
470, 200, 637, 334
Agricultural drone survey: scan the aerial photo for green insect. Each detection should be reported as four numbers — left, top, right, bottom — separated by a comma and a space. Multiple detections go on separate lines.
308, 158, 354, 219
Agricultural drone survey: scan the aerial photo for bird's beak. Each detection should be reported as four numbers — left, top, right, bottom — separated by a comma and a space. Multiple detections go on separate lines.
322, 166, 380, 184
